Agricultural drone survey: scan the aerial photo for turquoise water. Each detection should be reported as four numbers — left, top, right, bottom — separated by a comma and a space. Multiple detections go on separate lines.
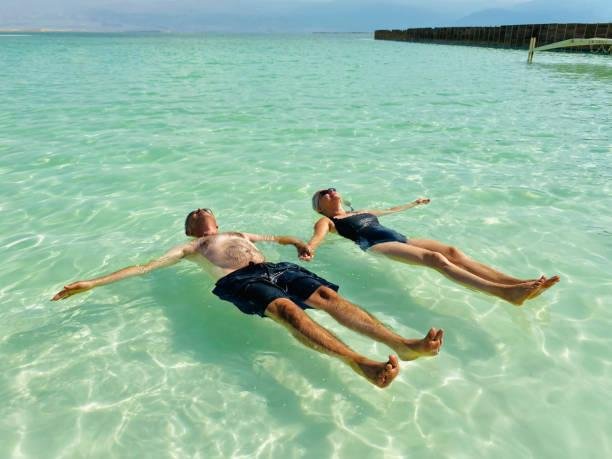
1, 33, 611, 458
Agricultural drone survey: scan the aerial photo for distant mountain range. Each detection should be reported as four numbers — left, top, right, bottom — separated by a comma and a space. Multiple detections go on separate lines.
455, 0, 612, 26
82, 5, 456, 33
1, 0, 610, 32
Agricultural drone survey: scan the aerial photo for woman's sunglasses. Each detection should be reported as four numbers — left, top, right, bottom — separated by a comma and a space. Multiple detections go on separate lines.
319, 188, 336, 197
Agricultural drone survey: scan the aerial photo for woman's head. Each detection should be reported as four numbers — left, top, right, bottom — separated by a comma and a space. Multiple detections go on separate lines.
311, 188, 341, 215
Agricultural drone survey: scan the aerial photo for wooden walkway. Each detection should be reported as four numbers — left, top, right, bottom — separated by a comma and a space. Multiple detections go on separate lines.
375, 23, 612, 54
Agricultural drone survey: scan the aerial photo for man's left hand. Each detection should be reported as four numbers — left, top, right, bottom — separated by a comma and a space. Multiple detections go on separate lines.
297, 243, 313, 261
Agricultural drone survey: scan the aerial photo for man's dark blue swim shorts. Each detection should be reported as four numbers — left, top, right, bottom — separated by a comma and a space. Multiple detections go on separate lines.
212, 262, 339, 317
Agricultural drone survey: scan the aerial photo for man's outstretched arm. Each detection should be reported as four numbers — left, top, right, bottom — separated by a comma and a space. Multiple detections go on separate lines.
52, 242, 195, 300
242, 233, 312, 259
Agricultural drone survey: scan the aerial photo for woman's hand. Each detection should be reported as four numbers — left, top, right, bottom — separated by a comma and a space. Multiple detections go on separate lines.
52, 280, 94, 300
373, 198, 431, 216
298, 244, 314, 261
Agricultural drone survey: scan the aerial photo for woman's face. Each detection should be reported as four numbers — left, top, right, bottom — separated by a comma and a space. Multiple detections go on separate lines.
317, 188, 341, 212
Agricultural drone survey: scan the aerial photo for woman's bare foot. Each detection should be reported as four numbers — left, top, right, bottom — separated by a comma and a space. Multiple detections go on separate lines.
493, 276, 542, 286
355, 355, 400, 388
503, 278, 545, 305
395, 328, 444, 361
528, 275, 560, 300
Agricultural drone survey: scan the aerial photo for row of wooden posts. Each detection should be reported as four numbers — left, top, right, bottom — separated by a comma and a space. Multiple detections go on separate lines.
375, 23, 612, 53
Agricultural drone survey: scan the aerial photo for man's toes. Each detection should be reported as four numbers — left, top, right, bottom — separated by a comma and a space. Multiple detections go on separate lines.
380, 357, 400, 387
378, 363, 396, 387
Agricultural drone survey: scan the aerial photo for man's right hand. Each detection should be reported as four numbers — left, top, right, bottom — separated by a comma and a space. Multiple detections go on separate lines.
52, 281, 93, 301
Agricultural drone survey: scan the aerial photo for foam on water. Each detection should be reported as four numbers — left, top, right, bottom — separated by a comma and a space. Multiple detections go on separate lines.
1, 33, 611, 458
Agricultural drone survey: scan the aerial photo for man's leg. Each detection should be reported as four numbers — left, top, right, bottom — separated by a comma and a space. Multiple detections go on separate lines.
264, 297, 399, 388
305, 287, 444, 361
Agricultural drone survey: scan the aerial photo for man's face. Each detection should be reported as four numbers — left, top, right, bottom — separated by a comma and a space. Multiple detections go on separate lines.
188, 208, 218, 236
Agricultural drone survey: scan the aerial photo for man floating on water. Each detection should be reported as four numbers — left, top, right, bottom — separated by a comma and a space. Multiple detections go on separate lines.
52, 208, 444, 388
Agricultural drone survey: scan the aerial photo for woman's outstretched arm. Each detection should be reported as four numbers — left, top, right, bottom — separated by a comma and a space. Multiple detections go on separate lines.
367, 198, 430, 217
303, 217, 333, 260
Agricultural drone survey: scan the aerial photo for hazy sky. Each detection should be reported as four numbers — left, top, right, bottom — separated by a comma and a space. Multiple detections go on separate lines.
1, 0, 609, 31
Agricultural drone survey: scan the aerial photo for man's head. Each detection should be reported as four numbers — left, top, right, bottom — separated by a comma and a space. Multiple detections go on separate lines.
185, 208, 218, 237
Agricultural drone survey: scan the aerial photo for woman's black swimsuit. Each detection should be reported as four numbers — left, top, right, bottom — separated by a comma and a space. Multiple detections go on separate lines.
331, 213, 408, 251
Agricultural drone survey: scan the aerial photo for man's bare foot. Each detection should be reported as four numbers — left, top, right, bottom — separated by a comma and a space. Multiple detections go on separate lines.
395, 328, 444, 361
355, 355, 400, 388
528, 275, 560, 300
503, 278, 545, 305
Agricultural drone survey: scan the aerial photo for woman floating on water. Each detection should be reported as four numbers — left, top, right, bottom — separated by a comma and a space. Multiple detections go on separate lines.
303, 188, 559, 305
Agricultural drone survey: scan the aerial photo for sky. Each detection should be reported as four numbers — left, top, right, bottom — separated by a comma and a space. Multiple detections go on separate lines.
0, 0, 610, 31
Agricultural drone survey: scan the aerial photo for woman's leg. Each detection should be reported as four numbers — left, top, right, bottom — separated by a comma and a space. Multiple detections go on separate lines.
370, 242, 543, 305
408, 239, 560, 293
408, 239, 528, 285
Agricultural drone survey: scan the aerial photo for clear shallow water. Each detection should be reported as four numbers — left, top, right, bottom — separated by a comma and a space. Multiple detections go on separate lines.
0, 33, 611, 458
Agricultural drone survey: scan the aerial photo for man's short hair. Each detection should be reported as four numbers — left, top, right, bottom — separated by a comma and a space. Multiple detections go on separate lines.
184, 210, 197, 235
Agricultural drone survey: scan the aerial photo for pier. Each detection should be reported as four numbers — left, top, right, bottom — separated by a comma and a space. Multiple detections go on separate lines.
375, 23, 612, 54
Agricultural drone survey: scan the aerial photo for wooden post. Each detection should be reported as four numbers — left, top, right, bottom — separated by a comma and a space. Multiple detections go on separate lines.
527, 36, 536, 63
